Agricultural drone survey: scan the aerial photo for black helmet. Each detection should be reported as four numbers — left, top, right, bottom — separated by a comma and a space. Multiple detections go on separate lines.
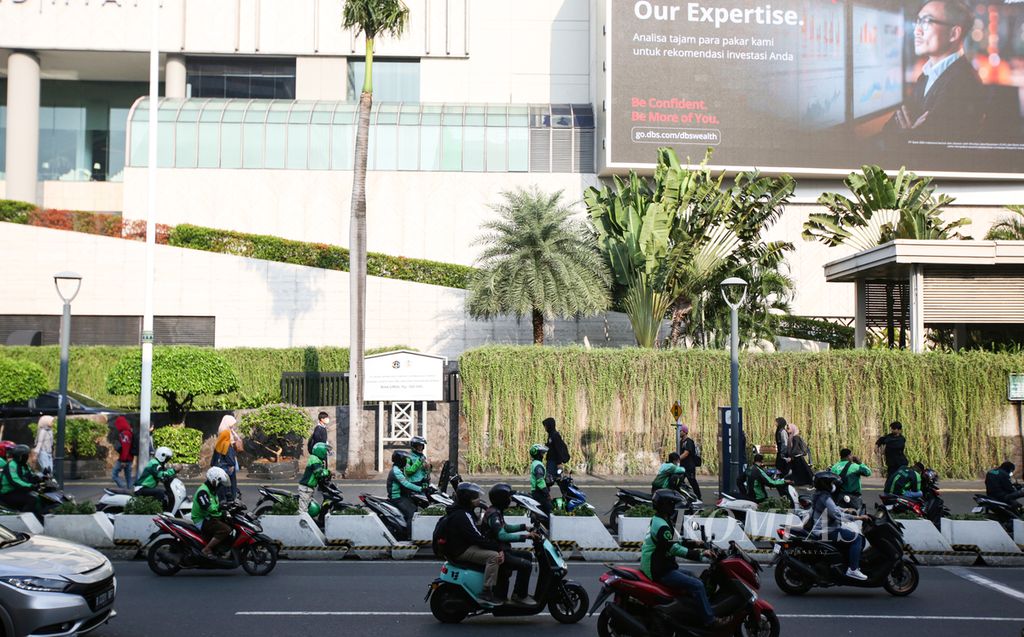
813, 471, 842, 493
391, 450, 411, 468
489, 483, 513, 510
9, 444, 30, 463
410, 436, 427, 452
652, 489, 685, 517
456, 482, 485, 507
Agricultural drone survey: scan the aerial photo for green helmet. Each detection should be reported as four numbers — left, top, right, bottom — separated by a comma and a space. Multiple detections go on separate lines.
308, 500, 322, 517
529, 444, 549, 460
311, 442, 330, 461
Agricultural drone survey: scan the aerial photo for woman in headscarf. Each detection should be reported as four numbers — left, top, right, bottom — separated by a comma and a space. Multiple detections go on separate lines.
785, 423, 814, 487
212, 415, 241, 502
33, 416, 55, 474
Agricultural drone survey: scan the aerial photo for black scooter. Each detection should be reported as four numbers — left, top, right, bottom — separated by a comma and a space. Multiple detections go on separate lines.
252, 480, 349, 529
973, 490, 1024, 534
606, 482, 702, 529
772, 506, 920, 597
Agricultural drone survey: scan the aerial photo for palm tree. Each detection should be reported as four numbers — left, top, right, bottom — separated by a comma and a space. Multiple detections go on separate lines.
467, 188, 611, 344
985, 205, 1024, 240
341, 0, 409, 476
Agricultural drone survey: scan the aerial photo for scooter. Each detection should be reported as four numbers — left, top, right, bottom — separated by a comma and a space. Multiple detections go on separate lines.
607, 482, 702, 529
252, 480, 348, 529
972, 492, 1024, 534
552, 470, 594, 514
717, 484, 805, 524
25, 476, 77, 521
411, 460, 461, 510
145, 502, 278, 577
772, 506, 919, 597
97, 473, 190, 519
880, 469, 946, 529
589, 528, 780, 637
425, 493, 589, 625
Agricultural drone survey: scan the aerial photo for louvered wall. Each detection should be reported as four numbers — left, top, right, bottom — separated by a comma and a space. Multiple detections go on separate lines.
0, 315, 215, 347
863, 281, 910, 328
923, 267, 1024, 323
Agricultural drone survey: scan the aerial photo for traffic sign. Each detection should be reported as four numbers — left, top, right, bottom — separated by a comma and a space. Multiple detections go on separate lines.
671, 400, 682, 423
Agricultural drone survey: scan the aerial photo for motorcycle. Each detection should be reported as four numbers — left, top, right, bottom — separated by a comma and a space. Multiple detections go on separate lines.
772, 506, 919, 597
425, 492, 589, 625
252, 480, 348, 529
717, 484, 806, 525
97, 473, 190, 519
972, 490, 1024, 534
361, 462, 461, 540
607, 483, 702, 529
21, 476, 76, 521
552, 470, 594, 514
589, 523, 779, 637
411, 460, 461, 510
145, 502, 278, 576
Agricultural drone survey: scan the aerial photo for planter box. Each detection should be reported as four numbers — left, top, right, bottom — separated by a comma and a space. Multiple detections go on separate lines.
617, 516, 651, 545
941, 518, 1024, 566
325, 514, 397, 559
0, 514, 43, 535
1013, 519, 1024, 547
260, 513, 327, 551
682, 515, 756, 550
550, 514, 628, 561
248, 460, 299, 482
43, 512, 114, 548
412, 515, 442, 542
897, 519, 975, 566
743, 511, 802, 542
112, 515, 159, 545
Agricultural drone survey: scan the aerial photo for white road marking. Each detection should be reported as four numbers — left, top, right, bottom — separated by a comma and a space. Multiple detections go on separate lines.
237, 612, 433, 616
779, 614, 1024, 622
236, 611, 1024, 622
945, 567, 1024, 604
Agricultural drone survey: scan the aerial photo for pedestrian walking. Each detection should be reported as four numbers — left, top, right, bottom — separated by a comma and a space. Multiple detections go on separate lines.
774, 417, 790, 478
307, 411, 329, 455
212, 415, 242, 502
678, 425, 702, 499
33, 416, 54, 475
543, 417, 570, 478
785, 423, 813, 486
875, 421, 908, 477
111, 416, 135, 489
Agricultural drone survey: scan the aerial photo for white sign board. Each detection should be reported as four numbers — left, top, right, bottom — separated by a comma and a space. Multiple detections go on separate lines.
1010, 374, 1024, 402
364, 350, 446, 402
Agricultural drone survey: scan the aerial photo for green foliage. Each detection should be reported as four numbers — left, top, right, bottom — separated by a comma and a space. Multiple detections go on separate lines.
269, 498, 301, 516
553, 505, 596, 516
52, 501, 97, 515
29, 419, 106, 458
774, 316, 855, 349
421, 505, 447, 516
758, 498, 794, 514
890, 511, 922, 520
153, 426, 204, 464
459, 345, 1018, 479
238, 404, 309, 439
947, 513, 988, 521
335, 506, 369, 516
0, 199, 36, 224
0, 357, 48, 404
505, 506, 528, 517
168, 224, 473, 289
466, 187, 610, 343
106, 346, 239, 423
624, 504, 656, 518
985, 206, 1024, 241
342, 0, 410, 40
125, 496, 165, 515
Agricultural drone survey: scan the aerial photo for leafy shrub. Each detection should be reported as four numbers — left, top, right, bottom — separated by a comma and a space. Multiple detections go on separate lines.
505, 506, 528, 517
774, 316, 855, 349
28, 418, 106, 458
334, 506, 369, 516
238, 404, 310, 462
421, 505, 447, 516
758, 497, 794, 514
948, 513, 988, 521
890, 511, 922, 520
153, 426, 204, 464
269, 498, 300, 516
624, 504, 656, 518
125, 496, 165, 515
0, 357, 48, 403
552, 505, 596, 516
52, 501, 97, 515
0, 199, 37, 224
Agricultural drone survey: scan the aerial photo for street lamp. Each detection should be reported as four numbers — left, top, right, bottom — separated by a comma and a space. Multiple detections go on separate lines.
53, 271, 82, 488
720, 276, 747, 497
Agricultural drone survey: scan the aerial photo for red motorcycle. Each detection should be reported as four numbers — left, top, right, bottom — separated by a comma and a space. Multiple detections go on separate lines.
589, 538, 779, 637
145, 503, 278, 576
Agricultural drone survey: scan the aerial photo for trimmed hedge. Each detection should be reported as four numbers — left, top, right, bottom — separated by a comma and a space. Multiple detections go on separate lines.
0, 200, 172, 244
0, 199, 36, 224
168, 224, 474, 289
0, 357, 49, 403
775, 316, 855, 349
153, 426, 204, 464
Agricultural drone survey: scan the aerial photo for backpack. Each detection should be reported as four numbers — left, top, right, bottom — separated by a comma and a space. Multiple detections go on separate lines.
431, 512, 455, 558
691, 441, 703, 468
736, 469, 750, 498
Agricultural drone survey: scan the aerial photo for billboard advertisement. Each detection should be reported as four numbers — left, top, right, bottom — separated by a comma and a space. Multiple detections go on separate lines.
606, 0, 1024, 177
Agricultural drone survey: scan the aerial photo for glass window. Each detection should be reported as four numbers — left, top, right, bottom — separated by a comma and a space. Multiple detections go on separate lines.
397, 125, 418, 171
286, 123, 308, 169
187, 57, 296, 99
331, 124, 354, 170
198, 122, 220, 168
265, 124, 286, 169
308, 125, 330, 169
465, 106, 485, 126
220, 122, 242, 168
463, 126, 484, 172
420, 125, 441, 171
0, 104, 7, 178
347, 59, 420, 102
441, 127, 462, 171
508, 127, 528, 172
242, 123, 263, 168
486, 127, 506, 172
421, 105, 442, 126
175, 122, 198, 168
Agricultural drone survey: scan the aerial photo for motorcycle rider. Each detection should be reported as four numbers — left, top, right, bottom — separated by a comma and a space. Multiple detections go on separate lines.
446, 482, 506, 604
884, 463, 923, 499
388, 450, 426, 529
134, 446, 176, 508
405, 436, 432, 488
298, 442, 332, 514
985, 461, 1024, 511
0, 444, 42, 515
651, 452, 688, 494
192, 466, 232, 559
742, 454, 789, 504
529, 444, 552, 516
483, 483, 538, 605
829, 448, 871, 512
642, 489, 718, 627
808, 471, 871, 581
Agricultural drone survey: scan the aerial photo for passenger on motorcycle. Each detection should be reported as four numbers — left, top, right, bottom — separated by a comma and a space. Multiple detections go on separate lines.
0, 444, 42, 514
299, 442, 332, 514
388, 450, 426, 529
405, 436, 432, 487
884, 463, 923, 499
0, 441, 16, 471
483, 483, 539, 605
743, 454, 789, 504
651, 452, 687, 494
192, 467, 231, 558
446, 482, 506, 604
985, 462, 1024, 510
809, 471, 871, 581
134, 446, 176, 507
642, 489, 717, 627
529, 444, 552, 516
829, 448, 871, 512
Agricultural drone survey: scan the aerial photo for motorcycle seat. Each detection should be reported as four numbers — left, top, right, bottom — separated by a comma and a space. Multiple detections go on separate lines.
619, 489, 653, 500
262, 487, 293, 497
104, 488, 133, 496
447, 560, 486, 573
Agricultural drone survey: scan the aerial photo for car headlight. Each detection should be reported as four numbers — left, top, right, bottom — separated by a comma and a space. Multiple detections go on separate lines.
0, 576, 69, 592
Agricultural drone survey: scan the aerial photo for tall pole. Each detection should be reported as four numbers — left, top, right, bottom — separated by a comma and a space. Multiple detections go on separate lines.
139, 0, 160, 464
729, 305, 740, 497
55, 301, 71, 488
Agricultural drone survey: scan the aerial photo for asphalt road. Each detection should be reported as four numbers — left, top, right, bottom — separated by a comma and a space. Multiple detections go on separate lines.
90, 561, 1024, 637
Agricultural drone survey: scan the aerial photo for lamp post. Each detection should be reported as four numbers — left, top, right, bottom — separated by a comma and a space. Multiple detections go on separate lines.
53, 272, 82, 489
720, 276, 747, 497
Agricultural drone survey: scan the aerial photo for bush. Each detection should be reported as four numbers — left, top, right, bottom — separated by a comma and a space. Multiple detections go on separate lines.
52, 501, 97, 515
334, 506, 369, 516
238, 404, 309, 462
28, 418, 105, 458
125, 496, 165, 515
948, 513, 988, 521
624, 504, 656, 518
153, 426, 204, 464
890, 511, 922, 520
269, 498, 300, 516
552, 505, 596, 516
421, 505, 447, 516
758, 497, 794, 514
0, 199, 37, 224
0, 357, 48, 404
774, 316, 855, 349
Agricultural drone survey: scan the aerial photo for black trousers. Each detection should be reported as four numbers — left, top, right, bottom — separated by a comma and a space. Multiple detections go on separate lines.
390, 496, 417, 537
531, 489, 552, 517
0, 490, 38, 516
496, 549, 533, 599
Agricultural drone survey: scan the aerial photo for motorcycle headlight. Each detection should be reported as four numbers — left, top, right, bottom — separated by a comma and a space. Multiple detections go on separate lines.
1, 576, 69, 592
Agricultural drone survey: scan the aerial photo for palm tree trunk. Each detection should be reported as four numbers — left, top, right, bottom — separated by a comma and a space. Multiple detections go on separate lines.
346, 37, 374, 478
532, 309, 544, 345
668, 297, 692, 348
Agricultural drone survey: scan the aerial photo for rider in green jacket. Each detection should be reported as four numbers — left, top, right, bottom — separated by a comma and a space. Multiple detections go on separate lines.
529, 444, 551, 516
134, 446, 176, 507
298, 442, 332, 514
192, 467, 231, 558
651, 452, 687, 493
388, 450, 425, 529
743, 454, 788, 503
404, 436, 431, 487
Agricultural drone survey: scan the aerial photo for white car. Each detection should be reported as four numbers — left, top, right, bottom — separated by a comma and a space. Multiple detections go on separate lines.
0, 525, 116, 636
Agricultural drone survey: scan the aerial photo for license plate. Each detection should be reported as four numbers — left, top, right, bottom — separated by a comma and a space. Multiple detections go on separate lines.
94, 587, 115, 608
772, 544, 781, 554
971, 506, 984, 514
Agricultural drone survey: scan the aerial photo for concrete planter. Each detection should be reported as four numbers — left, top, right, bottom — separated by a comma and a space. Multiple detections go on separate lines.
617, 516, 651, 545
682, 515, 756, 550
0, 514, 43, 535
550, 514, 627, 561
412, 515, 442, 542
43, 512, 114, 548
743, 511, 801, 542
941, 518, 1024, 566
112, 515, 159, 545
1013, 519, 1024, 548
325, 514, 397, 559
260, 514, 327, 555
896, 519, 975, 566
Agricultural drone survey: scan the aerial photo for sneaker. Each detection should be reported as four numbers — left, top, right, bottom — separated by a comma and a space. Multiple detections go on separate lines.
846, 568, 868, 581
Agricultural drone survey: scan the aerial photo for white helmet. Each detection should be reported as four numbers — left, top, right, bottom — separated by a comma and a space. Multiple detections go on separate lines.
154, 446, 174, 463
206, 466, 229, 487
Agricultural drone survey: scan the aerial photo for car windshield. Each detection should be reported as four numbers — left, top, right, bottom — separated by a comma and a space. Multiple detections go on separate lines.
66, 392, 108, 409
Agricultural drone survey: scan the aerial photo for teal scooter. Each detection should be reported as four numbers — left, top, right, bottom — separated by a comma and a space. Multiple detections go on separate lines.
425, 493, 589, 624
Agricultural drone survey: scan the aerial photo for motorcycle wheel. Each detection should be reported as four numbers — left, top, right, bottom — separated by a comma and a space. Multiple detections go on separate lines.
773, 562, 813, 595
147, 539, 183, 577
735, 610, 781, 637
241, 541, 278, 576
429, 584, 469, 624
548, 581, 589, 624
883, 562, 919, 597
597, 606, 628, 637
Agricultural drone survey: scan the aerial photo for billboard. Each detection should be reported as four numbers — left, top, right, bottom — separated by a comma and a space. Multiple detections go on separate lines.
605, 0, 1024, 178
